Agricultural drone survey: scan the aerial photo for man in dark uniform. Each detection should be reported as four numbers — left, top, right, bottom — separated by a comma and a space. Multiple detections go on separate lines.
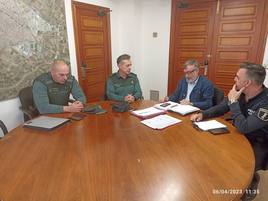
33, 60, 86, 114
191, 62, 268, 201
106, 54, 142, 103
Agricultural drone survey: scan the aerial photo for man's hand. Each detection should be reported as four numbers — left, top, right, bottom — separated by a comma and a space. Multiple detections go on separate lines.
190, 113, 203, 122
124, 94, 135, 103
228, 85, 245, 103
64, 101, 84, 113
180, 99, 192, 106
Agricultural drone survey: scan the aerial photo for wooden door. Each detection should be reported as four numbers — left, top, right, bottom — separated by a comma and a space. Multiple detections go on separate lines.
168, 0, 217, 94
72, 1, 112, 102
169, 0, 268, 95
210, 0, 267, 93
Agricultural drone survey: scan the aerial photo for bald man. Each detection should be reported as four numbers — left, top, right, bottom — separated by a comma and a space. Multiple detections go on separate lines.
33, 60, 86, 114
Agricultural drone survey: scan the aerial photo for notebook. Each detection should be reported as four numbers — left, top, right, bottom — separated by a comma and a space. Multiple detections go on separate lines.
131, 107, 166, 119
23, 116, 70, 131
141, 114, 181, 130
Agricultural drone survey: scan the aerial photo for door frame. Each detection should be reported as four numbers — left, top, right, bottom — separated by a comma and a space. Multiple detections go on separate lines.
72, 1, 112, 100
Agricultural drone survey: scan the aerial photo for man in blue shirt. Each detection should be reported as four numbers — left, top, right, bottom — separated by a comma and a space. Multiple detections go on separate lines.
33, 60, 86, 114
164, 59, 214, 110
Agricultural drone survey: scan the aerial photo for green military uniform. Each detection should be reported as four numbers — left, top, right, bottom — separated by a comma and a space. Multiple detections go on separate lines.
33, 72, 86, 114
106, 71, 142, 101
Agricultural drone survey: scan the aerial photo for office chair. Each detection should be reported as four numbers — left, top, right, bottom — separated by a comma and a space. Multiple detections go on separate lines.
18, 86, 39, 122
213, 86, 224, 106
0, 120, 8, 138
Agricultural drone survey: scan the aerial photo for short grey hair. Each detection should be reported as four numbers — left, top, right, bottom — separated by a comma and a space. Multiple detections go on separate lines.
240, 62, 266, 85
117, 54, 131, 65
184, 59, 199, 69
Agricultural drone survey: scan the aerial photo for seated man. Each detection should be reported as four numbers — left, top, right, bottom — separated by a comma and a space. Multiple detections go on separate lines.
164, 59, 214, 110
106, 54, 142, 103
191, 62, 268, 201
33, 60, 86, 114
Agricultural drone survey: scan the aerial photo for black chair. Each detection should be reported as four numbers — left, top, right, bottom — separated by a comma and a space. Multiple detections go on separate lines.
213, 86, 224, 106
0, 120, 8, 138
18, 86, 39, 122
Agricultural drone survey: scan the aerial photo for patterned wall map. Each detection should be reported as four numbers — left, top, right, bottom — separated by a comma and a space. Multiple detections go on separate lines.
0, 0, 69, 101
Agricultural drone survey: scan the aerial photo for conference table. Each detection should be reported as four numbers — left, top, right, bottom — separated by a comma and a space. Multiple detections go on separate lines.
0, 100, 254, 201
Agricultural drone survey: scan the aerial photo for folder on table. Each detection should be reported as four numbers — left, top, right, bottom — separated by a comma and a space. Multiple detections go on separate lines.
154, 101, 200, 115
23, 116, 70, 131
131, 107, 166, 119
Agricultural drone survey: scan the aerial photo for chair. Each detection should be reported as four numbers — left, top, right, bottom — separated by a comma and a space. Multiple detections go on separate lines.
18, 86, 39, 122
212, 86, 224, 106
0, 120, 8, 138
101, 81, 108, 101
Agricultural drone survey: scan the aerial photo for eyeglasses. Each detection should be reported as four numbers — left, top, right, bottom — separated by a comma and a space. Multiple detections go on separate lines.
184, 68, 197, 75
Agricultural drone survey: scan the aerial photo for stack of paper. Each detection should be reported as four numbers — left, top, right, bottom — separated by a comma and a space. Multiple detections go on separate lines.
141, 114, 181, 129
131, 107, 166, 119
169, 104, 200, 115
154, 101, 200, 115
193, 120, 227, 131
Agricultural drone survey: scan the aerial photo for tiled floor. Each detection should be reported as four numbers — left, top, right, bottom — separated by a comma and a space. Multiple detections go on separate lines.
253, 170, 268, 201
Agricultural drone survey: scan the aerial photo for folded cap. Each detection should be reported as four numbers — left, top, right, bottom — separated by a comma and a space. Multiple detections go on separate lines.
83, 105, 107, 114
112, 102, 130, 112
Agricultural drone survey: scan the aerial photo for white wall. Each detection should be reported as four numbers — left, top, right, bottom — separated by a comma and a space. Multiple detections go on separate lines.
139, 0, 171, 99
263, 36, 268, 87
0, 98, 23, 137
1, 0, 267, 134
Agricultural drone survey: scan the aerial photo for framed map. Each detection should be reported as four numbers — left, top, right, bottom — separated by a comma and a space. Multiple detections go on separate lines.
0, 0, 69, 101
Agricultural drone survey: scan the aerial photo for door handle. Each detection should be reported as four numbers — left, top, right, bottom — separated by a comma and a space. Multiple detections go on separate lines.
81, 62, 87, 80
204, 59, 208, 76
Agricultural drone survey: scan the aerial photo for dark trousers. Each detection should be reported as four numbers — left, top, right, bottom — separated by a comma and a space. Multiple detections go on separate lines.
247, 136, 268, 171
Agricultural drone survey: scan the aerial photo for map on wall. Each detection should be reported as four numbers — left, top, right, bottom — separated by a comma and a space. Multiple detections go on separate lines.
0, 0, 69, 101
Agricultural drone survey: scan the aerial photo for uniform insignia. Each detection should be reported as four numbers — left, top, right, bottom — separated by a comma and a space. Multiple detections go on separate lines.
257, 108, 268, 121
131, 80, 134, 84
247, 109, 255, 115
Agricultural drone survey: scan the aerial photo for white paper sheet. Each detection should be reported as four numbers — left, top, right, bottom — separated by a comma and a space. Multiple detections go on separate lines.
141, 114, 181, 129
194, 120, 227, 131
131, 107, 165, 118
169, 104, 200, 115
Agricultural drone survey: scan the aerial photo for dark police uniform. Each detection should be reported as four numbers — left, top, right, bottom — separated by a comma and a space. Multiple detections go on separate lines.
106, 71, 142, 101
202, 87, 268, 170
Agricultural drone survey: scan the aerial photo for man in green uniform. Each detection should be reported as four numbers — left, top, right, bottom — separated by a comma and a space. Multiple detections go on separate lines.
106, 54, 142, 102
33, 60, 86, 114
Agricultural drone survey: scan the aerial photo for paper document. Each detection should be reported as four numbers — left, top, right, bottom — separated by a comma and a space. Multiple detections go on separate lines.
169, 104, 200, 115
131, 107, 165, 119
154, 101, 200, 115
141, 114, 181, 129
194, 120, 227, 131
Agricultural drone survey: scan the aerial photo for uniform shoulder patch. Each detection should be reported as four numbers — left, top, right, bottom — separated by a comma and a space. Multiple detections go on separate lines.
257, 108, 268, 121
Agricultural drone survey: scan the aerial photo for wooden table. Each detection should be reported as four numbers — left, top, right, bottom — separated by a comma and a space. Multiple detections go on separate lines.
0, 100, 254, 201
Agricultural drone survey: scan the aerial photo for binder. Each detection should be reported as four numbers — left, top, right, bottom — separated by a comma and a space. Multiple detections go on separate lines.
23, 116, 70, 131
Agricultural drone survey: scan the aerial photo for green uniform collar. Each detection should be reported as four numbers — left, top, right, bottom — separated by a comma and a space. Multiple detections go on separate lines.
116, 71, 134, 79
